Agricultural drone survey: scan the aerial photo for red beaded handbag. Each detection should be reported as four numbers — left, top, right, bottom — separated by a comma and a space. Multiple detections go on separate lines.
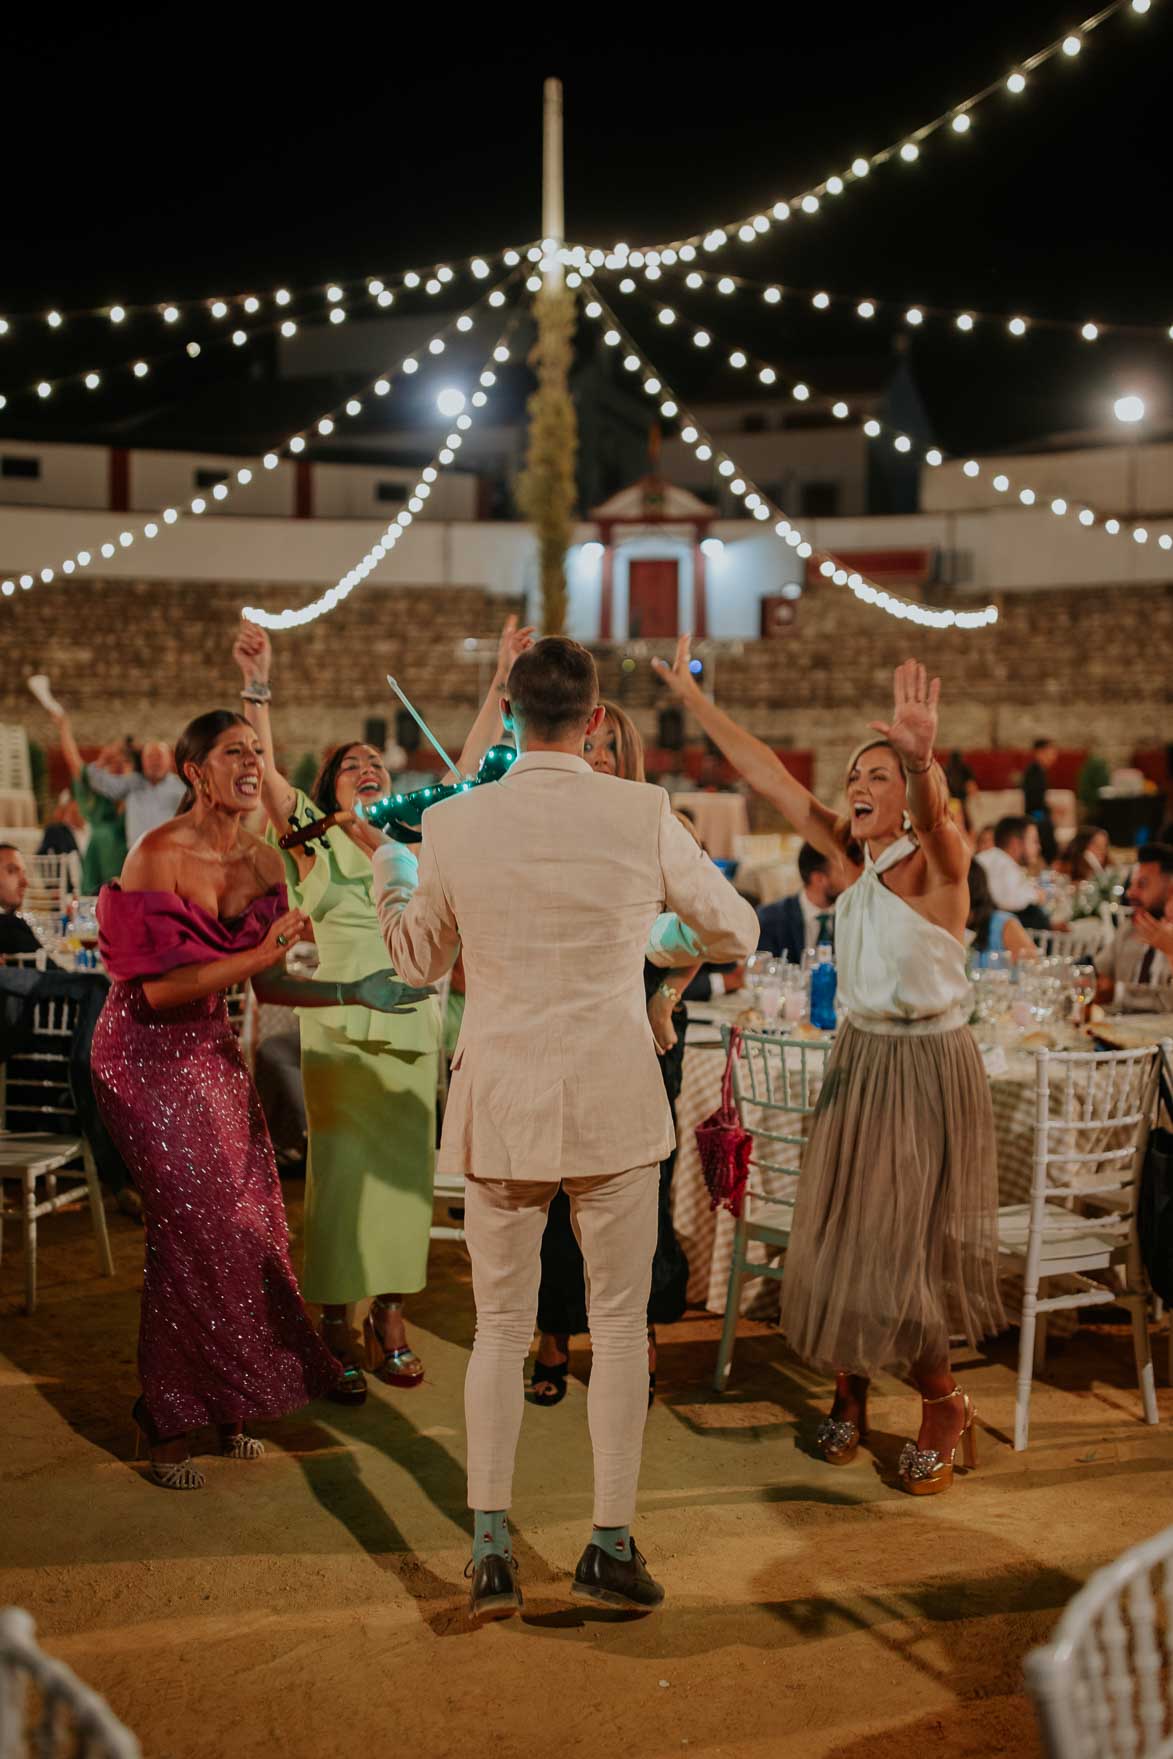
695, 1026, 754, 1218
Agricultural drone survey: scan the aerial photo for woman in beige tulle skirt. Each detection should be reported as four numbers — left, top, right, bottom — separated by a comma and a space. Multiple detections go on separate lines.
653, 649, 1004, 1495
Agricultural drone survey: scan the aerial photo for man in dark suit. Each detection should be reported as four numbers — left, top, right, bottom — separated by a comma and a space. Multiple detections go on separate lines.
755, 842, 839, 962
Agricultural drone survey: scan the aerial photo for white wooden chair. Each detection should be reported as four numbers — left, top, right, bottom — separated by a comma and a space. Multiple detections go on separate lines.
997, 1042, 1167, 1451
1029, 928, 1078, 959
713, 1028, 833, 1391
21, 854, 80, 919
1024, 1523, 1173, 1759
0, 1605, 139, 1759
0, 992, 115, 1313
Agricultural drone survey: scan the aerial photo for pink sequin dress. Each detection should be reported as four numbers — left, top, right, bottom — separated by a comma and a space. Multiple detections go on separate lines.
92, 883, 338, 1434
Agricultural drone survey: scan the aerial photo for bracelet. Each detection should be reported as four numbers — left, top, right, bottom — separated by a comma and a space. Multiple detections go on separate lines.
240, 681, 272, 704
335, 982, 346, 1006
904, 756, 936, 775
657, 981, 681, 1005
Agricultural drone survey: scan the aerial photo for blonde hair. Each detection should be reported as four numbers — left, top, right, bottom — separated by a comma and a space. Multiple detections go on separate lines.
599, 700, 646, 783
836, 737, 910, 865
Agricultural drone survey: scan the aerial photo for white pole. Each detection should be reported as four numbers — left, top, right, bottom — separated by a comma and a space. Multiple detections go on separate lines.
542, 76, 564, 287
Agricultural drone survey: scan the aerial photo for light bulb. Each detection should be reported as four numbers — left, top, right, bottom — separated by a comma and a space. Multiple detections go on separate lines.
603, 329, 620, 346
772, 202, 790, 220
1051, 498, 1067, 515
492, 345, 509, 362
681, 426, 699, 443
759, 367, 776, 385
1007, 70, 1027, 93
84, 372, 100, 389
696, 444, 712, 461
894, 435, 912, 452
792, 382, 810, 400
232, 330, 247, 346
378, 290, 394, 307
275, 288, 291, 305
624, 354, 641, 372
1081, 322, 1099, 341
436, 388, 466, 418
900, 142, 919, 162
801, 194, 819, 214
210, 301, 228, 318
658, 308, 675, 325
428, 337, 445, 355
993, 474, 1009, 491
857, 301, 875, 319
1019, 488, 1036, 505
212, 484, 228, 501
1062, 34, 1081, 55
318, 417, 334, 435
471, 258, 490, 278
162, 305, 179, 323
186, 342, 201, 358
851, 157, 870, 177
1078, 508, 1095, 525
956, 312, 974, 331
456, 314, 474, 332
488, 290, 506, 307
963, 459, 980, 477
693, 330, 710, 348
345, 399, 361, 416
36, 381, 52, 398
925, 448, 943, 466
244, 296, 260, 314
1133, 0, 1151, 12
685, 272, 704, 289
237, 468, 252, 485
1105, 518, 1120, 534
718, 459, 735, 477
905, 307, 924, 325
951, 113, 971, 133
729, 351, 747, 368
717, 277, 735, 295
374, 379, 390, 396
402, 357, 419, 373
832, 401, 849, 419
812, 292, 830, 309
1008, 316, 1028, 336
585, 300, 602, 318
289, 436, 306, 453
763, 286, 782, 304
1114, 394, 1145, 423
281, 320, 297, 337
738, 224, 755, 243
329, 308, 346, 325
827, 175, 844, 195
661, 400, 677, 418
191, 498, 207, 514
109, 305, 126, 324
525, 275, 542, 293
864, 419, 881, 437
326, 285, 343, 302
644, 377, 661, 394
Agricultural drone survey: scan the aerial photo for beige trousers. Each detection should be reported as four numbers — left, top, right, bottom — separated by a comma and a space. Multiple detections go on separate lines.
463, 1164, 659, 1526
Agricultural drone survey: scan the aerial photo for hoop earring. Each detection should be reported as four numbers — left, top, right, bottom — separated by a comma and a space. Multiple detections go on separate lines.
199, 773, 212, 802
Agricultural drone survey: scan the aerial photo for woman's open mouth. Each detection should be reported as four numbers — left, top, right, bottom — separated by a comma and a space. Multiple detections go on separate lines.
357, 779, 385, 798
234, 775, 260, 801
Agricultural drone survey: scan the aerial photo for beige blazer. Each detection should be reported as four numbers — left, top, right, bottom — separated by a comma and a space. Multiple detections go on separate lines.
374, 750, 759, 1181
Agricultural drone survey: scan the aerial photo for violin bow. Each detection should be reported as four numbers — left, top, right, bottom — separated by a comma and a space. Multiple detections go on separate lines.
386, 675, 462, 783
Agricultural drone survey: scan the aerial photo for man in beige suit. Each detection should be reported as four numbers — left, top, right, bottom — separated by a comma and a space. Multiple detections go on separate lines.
374, 636, 757, 1621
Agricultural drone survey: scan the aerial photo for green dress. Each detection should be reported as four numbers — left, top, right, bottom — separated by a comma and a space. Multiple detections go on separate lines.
72, 777, 128, 893
271, 791, 439, 1304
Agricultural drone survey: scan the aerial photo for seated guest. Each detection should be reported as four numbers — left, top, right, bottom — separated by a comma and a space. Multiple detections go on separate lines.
976, 815, 1049, 931
945, 749, 978, 834
1095, 844, 1173, 1013
1054, 825, 1109, 884
37, 791, 89, 861
974, 824, 996, 854
756, 842, 839, 963
1023, 737, 1058, 864
0, 844, 39, 958
966, 858, 1036, 967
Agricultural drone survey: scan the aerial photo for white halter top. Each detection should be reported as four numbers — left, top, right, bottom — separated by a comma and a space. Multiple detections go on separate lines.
835, 835, 971, 1033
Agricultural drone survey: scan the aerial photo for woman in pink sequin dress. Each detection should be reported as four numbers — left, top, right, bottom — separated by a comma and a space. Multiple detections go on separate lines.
93, 710, 432, 1489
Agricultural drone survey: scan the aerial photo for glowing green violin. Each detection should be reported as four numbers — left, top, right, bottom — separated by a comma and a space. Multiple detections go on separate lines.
278, 744, 518, 852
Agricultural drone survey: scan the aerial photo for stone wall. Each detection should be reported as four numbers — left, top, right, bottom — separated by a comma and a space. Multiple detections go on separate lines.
2, 574, 1169, 796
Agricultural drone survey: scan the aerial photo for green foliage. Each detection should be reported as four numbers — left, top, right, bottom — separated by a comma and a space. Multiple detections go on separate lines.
28, 738, 48, 818
1076, 753, 1111, 815
516, 284, 578, 634
292, 751, 319, 797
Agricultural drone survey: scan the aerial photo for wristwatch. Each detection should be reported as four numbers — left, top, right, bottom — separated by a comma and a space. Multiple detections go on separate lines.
657, 981, 681, 1006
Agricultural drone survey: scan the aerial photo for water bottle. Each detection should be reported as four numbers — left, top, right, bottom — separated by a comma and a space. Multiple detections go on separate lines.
809, 945, 838, 1031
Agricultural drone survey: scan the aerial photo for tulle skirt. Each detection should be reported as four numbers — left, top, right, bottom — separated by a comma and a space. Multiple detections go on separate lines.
779, 1018, 1005, 1378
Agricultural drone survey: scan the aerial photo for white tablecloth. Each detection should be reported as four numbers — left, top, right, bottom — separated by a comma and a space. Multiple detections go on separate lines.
670, 792, 751, 861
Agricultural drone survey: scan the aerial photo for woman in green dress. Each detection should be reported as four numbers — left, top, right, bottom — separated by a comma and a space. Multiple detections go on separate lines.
232, 615, 531, 1398
46, 709, 129, 891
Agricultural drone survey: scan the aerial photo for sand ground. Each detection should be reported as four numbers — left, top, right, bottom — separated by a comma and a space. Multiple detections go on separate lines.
3, 1187, 1173, 1759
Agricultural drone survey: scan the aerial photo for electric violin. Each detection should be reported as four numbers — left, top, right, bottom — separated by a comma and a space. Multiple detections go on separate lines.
277, 743, 518, 852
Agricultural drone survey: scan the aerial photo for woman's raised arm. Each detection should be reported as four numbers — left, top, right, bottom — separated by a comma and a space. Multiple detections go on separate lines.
456, 613, 535, 775
652, 635, 846, 867
232, 620, 297, 827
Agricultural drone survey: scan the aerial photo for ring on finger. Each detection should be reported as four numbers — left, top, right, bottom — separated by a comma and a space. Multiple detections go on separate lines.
276, 933, 287, 946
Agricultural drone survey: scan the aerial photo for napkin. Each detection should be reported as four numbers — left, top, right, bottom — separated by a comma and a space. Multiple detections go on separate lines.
27, 674, 64, 717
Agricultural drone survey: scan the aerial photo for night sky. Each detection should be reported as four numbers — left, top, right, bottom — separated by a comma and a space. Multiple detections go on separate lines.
5, 3, 1171, 455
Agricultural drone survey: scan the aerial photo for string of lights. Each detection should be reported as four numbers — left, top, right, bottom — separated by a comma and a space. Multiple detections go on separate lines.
581, 288, 1000, 630
243, 318, 521, 631
0, 241, 533, 341
624, 260, 1173, 346
0, 269, 525, 603
601, 270, 1173, 552
584, 0, 1154, 260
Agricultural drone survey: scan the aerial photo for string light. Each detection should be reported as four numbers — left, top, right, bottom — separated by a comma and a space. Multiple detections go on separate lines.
242, 329, 514, 630
580, 290, 998, 630
600, 271, 1173, 555
624, 0, 1149, 256
0, 270, 524, 606
633, 260, 1173, 345
0, 242, 533, 339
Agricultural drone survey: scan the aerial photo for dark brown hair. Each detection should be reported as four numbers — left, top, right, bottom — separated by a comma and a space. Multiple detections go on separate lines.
311, 742, 381, 816
175, 710, 251, 813
506, 636, 598, 740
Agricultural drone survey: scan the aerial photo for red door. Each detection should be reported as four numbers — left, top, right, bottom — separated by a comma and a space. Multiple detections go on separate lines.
627, 558, 679, 637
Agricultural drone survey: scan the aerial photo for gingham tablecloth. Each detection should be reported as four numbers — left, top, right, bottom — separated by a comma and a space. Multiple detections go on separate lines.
670, 1025, 1093, 1324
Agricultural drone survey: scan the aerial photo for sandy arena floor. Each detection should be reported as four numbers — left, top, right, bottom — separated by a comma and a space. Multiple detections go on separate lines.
3, 1186, 1173, 1759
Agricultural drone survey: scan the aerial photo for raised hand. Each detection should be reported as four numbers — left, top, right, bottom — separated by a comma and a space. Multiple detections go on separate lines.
233, 619, 272, 684
496, 612, 536, 685
351, 970, 436, 1014
1133, 910, 1173, 959
868, 659, 940, 772
651, 633, 702, 703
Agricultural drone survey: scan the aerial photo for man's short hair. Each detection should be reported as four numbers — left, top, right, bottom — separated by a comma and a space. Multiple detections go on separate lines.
506, 636, 599, 740
0, 842, 20, 858
1137, 842, 1173, 877
994, 815, 1030, 850
1033, 737, 1054, 751
798, 842, 829, 887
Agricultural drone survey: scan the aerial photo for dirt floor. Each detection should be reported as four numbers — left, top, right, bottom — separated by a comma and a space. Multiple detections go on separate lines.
4, 1187, 1173, 1759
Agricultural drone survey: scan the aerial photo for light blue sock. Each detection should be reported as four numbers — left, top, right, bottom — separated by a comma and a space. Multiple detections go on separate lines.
472, 1510, 511, 1565
592, 1524, 631, 1559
